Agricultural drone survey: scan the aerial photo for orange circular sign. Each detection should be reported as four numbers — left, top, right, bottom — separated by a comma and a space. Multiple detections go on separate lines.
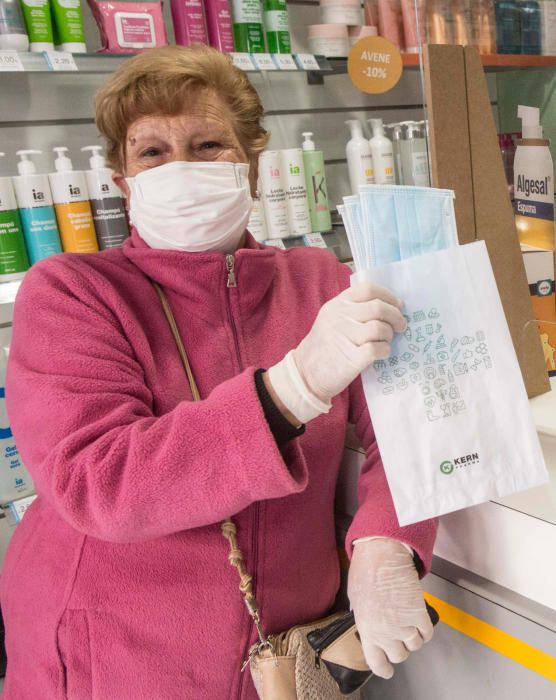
348, 36, 404, 94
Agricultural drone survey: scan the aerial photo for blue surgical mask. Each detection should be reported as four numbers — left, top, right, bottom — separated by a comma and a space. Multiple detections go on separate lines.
359, 186, 402, 266
341, 196, 366, 269
343, 185, 457, 269
396, 187, 458, 259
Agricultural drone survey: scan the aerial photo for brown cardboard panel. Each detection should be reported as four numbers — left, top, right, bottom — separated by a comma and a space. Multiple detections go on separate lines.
464, 47, 550, 397
424, 45, 476, 243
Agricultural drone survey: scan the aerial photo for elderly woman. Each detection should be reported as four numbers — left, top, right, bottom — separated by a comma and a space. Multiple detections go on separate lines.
0, 46, 436, 699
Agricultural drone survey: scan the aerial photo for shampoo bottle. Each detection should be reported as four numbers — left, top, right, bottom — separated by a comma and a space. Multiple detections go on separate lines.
280, 148, 312, 236
401, 121, 430, 187
519, 0, 541, 53
0, 154, 29, 280
539, 0, 556, 55
13, 150, 62, 265
81, 146, 129, 250
345, 119, 374, 195
205, 0, 235, 52
301, 132, 332, 233
259, 150, 290, 238
494, 0, 522, 53
473, 0, 497, 53
49, 148, 99, 254
171, 0, 210, 46
0, 346, 34, 505
514, 105, 555, 250
0, 0, 30, 51
231, 0, 265, 52
453, 0, 474, 45
426, 0, 453, 44
263, 0, 291, 53
377, 0, 403, 48
368, 118, 395, 185
388, 123, 404, 184
20, 0, 53, 51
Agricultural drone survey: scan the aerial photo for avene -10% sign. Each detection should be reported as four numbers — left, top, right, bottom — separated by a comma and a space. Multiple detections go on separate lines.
348, 36, 403, 94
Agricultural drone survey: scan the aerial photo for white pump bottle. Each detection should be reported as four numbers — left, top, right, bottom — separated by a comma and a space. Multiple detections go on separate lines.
345, 119, 374, 195
368, 118, 395, 185
81, 146, 129, 250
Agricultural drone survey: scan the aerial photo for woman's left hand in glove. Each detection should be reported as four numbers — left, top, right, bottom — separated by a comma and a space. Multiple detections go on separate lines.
347, 537, 434, 679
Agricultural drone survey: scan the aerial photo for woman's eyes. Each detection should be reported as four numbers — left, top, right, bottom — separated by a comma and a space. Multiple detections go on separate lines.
199, 141, 222, 151
138, 141, 223, 158
140, 148, 161, 158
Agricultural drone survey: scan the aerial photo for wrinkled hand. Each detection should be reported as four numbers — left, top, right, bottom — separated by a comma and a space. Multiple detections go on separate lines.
267, 283, 406, 424
347, 538, 434, 679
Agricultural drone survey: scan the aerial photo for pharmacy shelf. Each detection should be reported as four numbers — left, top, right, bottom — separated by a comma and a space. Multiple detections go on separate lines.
2, 51, 333, 75
324, 52, 556, 77
479, 53, 556, 69
6, 50, 552, 80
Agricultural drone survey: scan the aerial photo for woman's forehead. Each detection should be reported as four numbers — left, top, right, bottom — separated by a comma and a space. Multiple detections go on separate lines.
127, 107, 235, 143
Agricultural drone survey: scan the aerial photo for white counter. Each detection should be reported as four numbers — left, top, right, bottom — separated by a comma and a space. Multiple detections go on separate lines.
434, 377, 556, 610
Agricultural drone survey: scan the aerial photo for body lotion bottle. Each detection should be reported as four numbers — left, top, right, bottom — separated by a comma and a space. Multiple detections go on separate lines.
368, 118, 395, 185
301, 132, 332, 233
345, 119, 374, 195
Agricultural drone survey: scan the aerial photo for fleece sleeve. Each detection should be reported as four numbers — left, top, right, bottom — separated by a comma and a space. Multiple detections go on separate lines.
6, 259, 308, 543
336, 262, 437, 575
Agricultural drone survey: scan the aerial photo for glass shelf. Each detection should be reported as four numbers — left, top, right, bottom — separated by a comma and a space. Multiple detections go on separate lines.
5, 50, 553, 80
2, 51, 333, 75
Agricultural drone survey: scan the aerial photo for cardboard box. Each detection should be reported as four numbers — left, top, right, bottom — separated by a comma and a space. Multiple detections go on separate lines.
522, 245, 556, 377
424, 45, 550, 397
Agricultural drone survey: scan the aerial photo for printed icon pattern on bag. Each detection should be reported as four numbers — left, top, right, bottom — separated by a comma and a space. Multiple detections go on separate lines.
371, 307, 492, 421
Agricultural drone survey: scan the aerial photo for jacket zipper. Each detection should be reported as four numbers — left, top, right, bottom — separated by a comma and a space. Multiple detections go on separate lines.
226, 254, 260, 700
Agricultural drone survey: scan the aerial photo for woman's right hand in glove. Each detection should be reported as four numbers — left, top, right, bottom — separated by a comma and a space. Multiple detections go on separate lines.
267, 282, 406, 424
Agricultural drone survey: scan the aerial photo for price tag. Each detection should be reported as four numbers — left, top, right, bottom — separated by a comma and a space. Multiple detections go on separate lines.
0, 50, 24, 72
7, 495, 37, 525
303, 232, 328, 249
231, 52, 257, 71
273, 54, 298, 71
264, 238, 287, 250
295, 53, 320, 71
347, 36, 403, 94
43, 50, 78, 71
251, 53, 278, 71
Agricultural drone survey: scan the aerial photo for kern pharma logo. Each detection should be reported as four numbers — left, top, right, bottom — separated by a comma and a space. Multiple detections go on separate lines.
440, 453, 480, 475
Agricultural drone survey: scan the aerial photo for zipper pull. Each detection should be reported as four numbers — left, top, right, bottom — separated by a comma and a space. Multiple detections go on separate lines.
314, 650, 321, 669
226, 254, 237, 288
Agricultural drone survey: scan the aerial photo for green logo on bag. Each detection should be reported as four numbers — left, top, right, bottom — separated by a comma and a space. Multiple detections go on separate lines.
440, 460, 454, 475
440, 453, 480, 475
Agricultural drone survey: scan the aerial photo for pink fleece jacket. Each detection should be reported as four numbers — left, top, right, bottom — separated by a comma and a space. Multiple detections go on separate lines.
0, 231, 436, 699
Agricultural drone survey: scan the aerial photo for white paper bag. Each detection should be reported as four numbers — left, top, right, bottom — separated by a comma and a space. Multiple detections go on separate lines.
355, 241, 548, 526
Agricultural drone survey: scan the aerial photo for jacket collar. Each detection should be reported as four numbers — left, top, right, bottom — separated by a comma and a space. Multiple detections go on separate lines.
122, 228, 278, 319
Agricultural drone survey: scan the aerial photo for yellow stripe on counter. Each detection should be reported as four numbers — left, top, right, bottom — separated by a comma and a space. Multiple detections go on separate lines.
424, 593, 556, 682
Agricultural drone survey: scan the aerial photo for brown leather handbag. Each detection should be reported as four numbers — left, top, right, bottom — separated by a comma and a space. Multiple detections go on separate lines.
152, 281, 438, 699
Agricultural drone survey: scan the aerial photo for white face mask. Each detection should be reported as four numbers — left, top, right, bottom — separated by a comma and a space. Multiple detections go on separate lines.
126, 160, 253, 254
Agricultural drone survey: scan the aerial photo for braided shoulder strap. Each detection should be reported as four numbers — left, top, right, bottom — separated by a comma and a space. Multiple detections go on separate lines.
151, 281, 268, 649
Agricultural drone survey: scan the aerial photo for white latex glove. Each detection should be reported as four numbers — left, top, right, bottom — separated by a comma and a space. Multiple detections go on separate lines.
267, 283, 406, 423
347, 538, 434, 679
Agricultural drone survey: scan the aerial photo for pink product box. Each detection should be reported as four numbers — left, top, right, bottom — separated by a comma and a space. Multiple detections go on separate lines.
88, 0, 168, 53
